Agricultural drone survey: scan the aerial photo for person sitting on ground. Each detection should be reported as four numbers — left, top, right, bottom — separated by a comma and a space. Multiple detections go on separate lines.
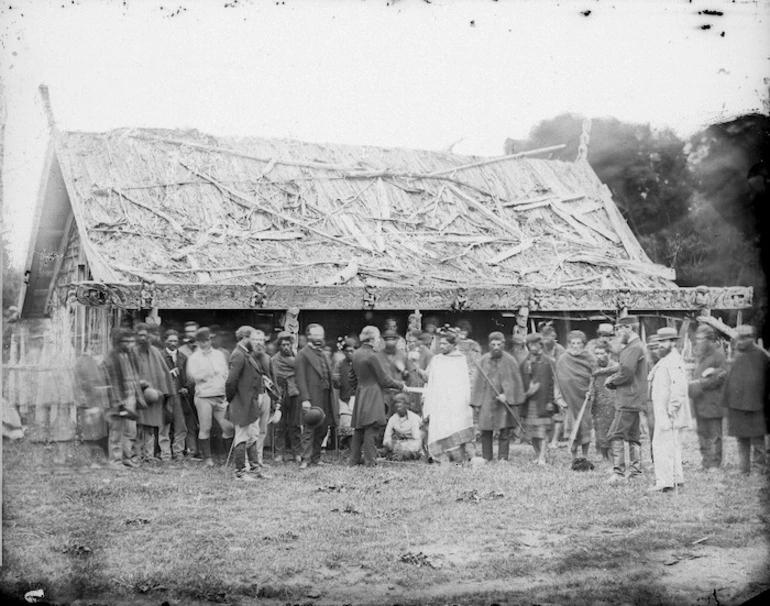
382, 393, 424, 461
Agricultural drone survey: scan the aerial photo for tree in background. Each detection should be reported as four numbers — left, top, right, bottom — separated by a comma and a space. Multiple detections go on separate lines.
513, 112, 768, 332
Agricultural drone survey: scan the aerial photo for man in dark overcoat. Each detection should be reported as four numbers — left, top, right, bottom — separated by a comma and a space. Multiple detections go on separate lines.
273, 332, 302, 463
295, 323, 337, 468
605, 316, 649, 483
159, 329, 190, 461
722, 324, 768, 475
349, 326, 405, 467
688, 325, 727, 472
225, 326, 273, 480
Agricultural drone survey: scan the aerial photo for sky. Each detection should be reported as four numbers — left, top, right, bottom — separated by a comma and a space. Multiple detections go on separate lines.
1, 0, 768, 267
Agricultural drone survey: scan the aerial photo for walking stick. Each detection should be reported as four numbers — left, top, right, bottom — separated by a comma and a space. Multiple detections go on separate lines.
472, 359, 528, 439
224, 436, 235, 469
567, 377, 594, 452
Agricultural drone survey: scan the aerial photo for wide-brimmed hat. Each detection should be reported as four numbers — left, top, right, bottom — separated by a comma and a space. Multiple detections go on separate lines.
656, 327, 678, 341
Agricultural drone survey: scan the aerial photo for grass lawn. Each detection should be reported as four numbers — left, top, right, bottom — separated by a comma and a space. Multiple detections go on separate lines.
2, 430, 769, 606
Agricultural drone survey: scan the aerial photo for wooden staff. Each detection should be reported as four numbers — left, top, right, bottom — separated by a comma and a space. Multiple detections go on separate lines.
472, 359, 528, 438
567, 376, 594, 452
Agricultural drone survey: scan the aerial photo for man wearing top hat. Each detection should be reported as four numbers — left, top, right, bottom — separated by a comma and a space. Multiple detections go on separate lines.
688, 325, 728, 472
648, 327, 690, 493
605, 316, 649, 483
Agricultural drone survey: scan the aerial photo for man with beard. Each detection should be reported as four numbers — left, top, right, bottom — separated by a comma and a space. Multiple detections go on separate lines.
179, 321, 199, 358
101, 328, 145, 469
422, 330, 475, 463
605, 316, 649, 484
295, 323, 336, 469
225, 327, 274, 480
273, 332, 302, 463
377, 329, 409, 419
158, 329, 189, 462
471, 331, 525, 464
648, 327, 690, 493
688, 325, 728, 472
722, 325, 768, 475
555, 330, 596, 461
186, 327, 233, 467
349, 326, 405, 467
134, 323, 176, 465
520, 333, 556, 465
590, 340, 618, 461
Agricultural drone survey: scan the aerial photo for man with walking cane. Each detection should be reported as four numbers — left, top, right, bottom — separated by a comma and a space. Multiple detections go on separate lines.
471, 332, 526, 464
648, 327, 690, 493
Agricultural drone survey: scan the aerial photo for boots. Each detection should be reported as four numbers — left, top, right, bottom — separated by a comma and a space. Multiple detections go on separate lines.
628, 442, 642, 477
233, 442, 246, 476
738, 438, 751, 474
247, 442, 272, 478
607, 439, 626, 483
199, 438, 214, 467
481, 431, 494, 461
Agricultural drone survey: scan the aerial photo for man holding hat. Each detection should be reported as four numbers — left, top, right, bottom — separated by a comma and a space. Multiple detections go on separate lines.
722, 324, 768, 475
605, 316, 649, 483
648, 327, 690, 493
472, 331, 526, 463
689, 325, 727, 472
296, 323, 337, 468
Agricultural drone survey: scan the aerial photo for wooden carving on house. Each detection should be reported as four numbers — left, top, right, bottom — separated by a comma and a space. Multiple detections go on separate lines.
250, 282, 267, 308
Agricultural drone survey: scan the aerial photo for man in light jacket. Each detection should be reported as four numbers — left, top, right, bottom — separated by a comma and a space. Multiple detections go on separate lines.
648, 327, 691, 493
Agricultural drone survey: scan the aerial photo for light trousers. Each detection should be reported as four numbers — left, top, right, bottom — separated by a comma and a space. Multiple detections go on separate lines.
652, 426, 684, 488
195, 395, 234, 440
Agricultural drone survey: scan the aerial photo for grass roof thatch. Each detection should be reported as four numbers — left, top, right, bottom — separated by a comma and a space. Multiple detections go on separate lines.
54, 128, 676, 291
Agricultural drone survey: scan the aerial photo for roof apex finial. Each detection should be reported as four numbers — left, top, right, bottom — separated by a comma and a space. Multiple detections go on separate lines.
38, 84, 57, 132
576, 118, 591, 162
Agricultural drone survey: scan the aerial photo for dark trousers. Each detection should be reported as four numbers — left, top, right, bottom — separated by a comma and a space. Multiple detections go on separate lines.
737, 437, 766, 473
607, 410, 641, 444
275, 400, 302, 459
349, 425, 379, 466
696, 416, 723, 469
301, 422, 329, 464
480, 428, 511, 461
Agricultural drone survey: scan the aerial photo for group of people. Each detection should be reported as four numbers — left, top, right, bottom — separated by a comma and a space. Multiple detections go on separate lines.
73, 312, 769, 489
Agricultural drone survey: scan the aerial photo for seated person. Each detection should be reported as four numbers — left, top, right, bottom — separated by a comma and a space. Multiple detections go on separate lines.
382, 394, 424, 461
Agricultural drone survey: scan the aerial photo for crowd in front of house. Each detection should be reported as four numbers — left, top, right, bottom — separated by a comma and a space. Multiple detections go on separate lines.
73, 309, 769, 490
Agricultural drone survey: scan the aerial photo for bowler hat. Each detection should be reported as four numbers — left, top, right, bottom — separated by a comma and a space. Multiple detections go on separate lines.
143, 387, 161, 404
656, 327, 678, 341
304, 406, 327, 428
597, 323, 614, 335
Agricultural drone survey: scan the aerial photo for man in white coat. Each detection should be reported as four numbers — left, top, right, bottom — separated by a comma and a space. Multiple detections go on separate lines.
648, 327, 691, 493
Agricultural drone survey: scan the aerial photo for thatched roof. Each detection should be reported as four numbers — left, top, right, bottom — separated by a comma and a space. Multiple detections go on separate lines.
54, 128, 677, 291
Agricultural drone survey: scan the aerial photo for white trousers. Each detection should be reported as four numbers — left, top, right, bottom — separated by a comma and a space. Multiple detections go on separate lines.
652, 426, 684, 488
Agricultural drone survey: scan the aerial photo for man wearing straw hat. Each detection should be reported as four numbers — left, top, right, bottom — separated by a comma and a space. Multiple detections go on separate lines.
722, 324, 768, 475
605, 316, 649, 483
689, 325, 727, 472
648, 327, 690, 493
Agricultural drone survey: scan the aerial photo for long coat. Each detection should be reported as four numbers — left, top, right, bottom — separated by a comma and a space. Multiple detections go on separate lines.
722, 345, 768, 438
688, 345, 727, 419
136, 345, 176, 428
607, 337, 648, 411
225, 346, 268, 427
472, 351, 525, 431
350, 343, 404, 429
162, 349, 192, 415
649, 348, 691, 431
295, 344, 337, 425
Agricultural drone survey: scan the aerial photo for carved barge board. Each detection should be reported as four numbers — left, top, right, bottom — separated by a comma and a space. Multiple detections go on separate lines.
66, 283, 754, 311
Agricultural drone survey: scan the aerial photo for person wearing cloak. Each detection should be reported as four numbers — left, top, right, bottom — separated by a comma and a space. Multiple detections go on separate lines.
471, 331, 525, 463
555, 330, 596, 461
